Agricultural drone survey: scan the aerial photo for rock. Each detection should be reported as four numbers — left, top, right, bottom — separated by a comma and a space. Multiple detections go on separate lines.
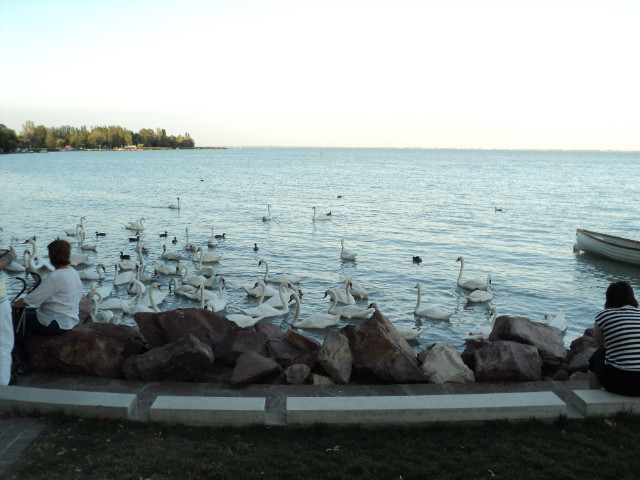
254, 322, 284, 340
283, 330, 321, 353
212, 330, 268, 366
340, 310, 426, 383
567, 347, 597, 374
285, 364, 311, 384
266, 338, 305, 365
570, 371, 588, 381
122, 334, 214, 382
550, 369, 569, 381
135, 308, 242, 349
24, 323, 147, 378
230, 351, 282, 385
312, 374, 335, 385
489, 315, 566, 367
418, 343, 475, 384
569, 334, 597, 358
472, 340, 542, 382
317, 330, 353, 384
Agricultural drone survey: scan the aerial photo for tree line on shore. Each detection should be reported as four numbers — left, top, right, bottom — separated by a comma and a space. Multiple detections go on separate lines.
0, 121, 195, 153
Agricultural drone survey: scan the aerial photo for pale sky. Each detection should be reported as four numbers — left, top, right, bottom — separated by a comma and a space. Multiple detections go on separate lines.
1, 0, 639, 150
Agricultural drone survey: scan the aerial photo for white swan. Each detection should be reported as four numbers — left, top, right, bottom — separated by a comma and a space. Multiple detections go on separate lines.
154, 260, 179, 276
243, 280, 278, 298
69, 251, 91, 267
193, 246, 222, 263
122, 282, 161, 314
23, 238, 54, 271
135, 257, 155, 282
63, 217, 85, 236
331, 281, 356, 305
465, 307, 497, 341
58, 224, 82, 244
290, 291, 340, 329
24, 250, 51, 280
169, 197, 180, 209
240, 282, 290, 318
78, 264, 106, 281
117, 258, 138, 271
466, 275, 494, 303
207, 226, 218, 247
90, 282, 113, 302
136, 279, 169, 307
87, 291, 119, 324
4, 248, 26, 272
184, 227, 197, 251
263, 284, 301, 307
343, 276, 369, 299
79, 232, 97, 252
178, 263, 215, 287
113, 263, 135, 286
226, 312, 264, 328
125, 217, 145, 231
340, 238, 357, 261
456, 256, 489, 291
544, 309, 567, 332
203, 277, 227, 312
368, 302, 425, 340
326, 289, 374, 319
196, 255, 216, 277
414, 283, 455, 320
168, 277, 199, 299
259, 258, 302, 284
161, 244, 181, 261
312, 206, 331, 221
262, 204, 272, 222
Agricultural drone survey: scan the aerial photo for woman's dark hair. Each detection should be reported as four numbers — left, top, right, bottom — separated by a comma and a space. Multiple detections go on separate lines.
605, 281, 639, 309
47, 239, 72, 268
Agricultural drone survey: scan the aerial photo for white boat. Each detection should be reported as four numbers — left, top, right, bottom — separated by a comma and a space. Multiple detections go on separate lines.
575, 229, 640, 266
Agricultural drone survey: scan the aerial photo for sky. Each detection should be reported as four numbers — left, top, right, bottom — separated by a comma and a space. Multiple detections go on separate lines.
1, 0, 639, 150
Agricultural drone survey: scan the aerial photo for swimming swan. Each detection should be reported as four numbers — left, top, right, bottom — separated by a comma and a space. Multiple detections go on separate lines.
207, 226, 218, 247
125, 217, 145, 231
122, 282, 161, 314
414, 283, 455, 320
544, 309, 567, 332
113, 263, 135, 286
169, 197, 180, 209
340, 238, 357, 261
465, 307, 498, 341
193, 246, 222, 263
343, 276, 369, 299
262, 204, 272, 222
258, 258, 301, 284
203, 277, 227, 312
331, 281, 356, 305
184, 227, 197, 252
456, 256, 489, 291
312, 206, 331, 221
289, 291, 340, 329
161, 244, 181, 261
326, 289, 374, 319
466, 275, 493, 303
240, 282, 290, 318
78, 264, 106, 281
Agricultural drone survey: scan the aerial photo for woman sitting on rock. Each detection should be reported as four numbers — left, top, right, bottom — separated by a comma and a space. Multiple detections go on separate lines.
589, 281, 640, 396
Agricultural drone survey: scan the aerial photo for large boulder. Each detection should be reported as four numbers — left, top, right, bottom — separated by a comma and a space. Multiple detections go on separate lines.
134, 308, 242, 349
283, 330, 321, 353
212, 330, 268, 366
23, 323, 147, 378
472, 340, 542, 382
340, 310, 426, 383
489, 315, 566, 367
230, 351, 282, 385
317, 330, 353, 385
418, 343, 475, 384
122, 334, 214, 382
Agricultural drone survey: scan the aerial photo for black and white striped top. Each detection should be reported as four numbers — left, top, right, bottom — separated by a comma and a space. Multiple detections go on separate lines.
595, 305, 640, 371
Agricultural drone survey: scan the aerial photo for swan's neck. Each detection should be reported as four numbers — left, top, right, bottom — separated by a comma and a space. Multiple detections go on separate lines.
150, 285, 159, 311
328, 291, 338, 314
415, 284, 422, 309
290, 294, 301, 326
261, 261, 269, 281
278, 284, 289, 313
457, 260, 464, 282
257, 281, 267, 305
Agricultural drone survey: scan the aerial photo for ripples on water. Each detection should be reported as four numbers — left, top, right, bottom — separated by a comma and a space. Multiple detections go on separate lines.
2, 148, 640, 351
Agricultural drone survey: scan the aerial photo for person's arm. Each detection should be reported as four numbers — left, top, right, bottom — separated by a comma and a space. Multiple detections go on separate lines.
594, 321, 604, 348
0, 248, 17, 271
12, 271, 56, 308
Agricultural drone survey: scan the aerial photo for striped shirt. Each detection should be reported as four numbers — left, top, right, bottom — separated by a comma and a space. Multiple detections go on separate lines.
595, 305, 640, 371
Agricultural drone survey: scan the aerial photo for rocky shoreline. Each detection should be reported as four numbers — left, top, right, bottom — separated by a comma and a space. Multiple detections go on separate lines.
18, 305, 595, 387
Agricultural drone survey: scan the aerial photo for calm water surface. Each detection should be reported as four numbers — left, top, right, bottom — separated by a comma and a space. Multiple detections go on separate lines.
2, 148, 640, 351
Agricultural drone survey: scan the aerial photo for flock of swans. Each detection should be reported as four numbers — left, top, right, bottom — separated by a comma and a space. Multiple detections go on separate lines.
1, 202, 566, 345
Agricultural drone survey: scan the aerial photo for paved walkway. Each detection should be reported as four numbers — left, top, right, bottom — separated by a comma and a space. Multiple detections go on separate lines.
0, 372, 590, 473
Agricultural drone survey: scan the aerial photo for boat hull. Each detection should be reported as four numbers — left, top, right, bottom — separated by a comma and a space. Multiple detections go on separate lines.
575, 229, 640, 266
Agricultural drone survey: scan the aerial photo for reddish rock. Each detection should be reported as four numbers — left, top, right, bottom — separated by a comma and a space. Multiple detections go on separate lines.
472, 340, 542, 382
24, 323, 147, 379
122, 334, 214, 382
135, 308, 242, 349
489, 315, 566, 367
317, 330, 353, 384
212, 330, 268, 366
254, 322, 284, 340
283, 330, 321, 353
230, 351, 282, 385
340, 310, 426, 383
266, 338, 305, 365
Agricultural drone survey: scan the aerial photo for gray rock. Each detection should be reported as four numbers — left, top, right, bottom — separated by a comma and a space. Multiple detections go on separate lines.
283, 330, 321, 353
230, 351, 282, 385
473, 340, 542, 382
567, 347, 597, 374
418, 343, 475, 384
285, 364, 311, 384
318, 330, 353, 385
212, 330, 268, 366
312, 374, 335, 385
254, 322, 284, 340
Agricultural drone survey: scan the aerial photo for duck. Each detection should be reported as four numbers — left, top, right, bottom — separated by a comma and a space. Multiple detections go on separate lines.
312, 206, 331, 221
113, 263, 136, 286
412, 256, 422, 263
159, 231, 168, 238
78, 263, 106, 281
259, 258, 302, 284
466, 275, 494, 303
120, 251, 131, 260
368, 302, 425, 340
202, 277, 227, 312
414, 283, 455, 320
161, 244, 181, 261
289, 291, 340, 329
169, 197, 181, 209
193, 246, 222, 263
465, 307, 498, 341
207, 226, 218, 247
95, 231, 106, 237
253, 243, 259, 252
340, 238, 357, 261
326, 289, 374, 319
342, 276, 369, 299
128, 234, 140, 242
172, 236, 178, 244
125, 217, 145, 232
214, 232, 226, 239
544, 309, 567, 332
456, 256, 489, 291
262, 204, 272, 222
240, 282, 290, 318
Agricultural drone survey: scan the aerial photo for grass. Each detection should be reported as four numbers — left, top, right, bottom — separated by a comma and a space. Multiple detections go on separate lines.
3, 413, 640, 480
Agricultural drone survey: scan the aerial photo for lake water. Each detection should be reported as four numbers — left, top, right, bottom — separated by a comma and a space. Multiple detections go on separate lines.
1, 148, 640, 351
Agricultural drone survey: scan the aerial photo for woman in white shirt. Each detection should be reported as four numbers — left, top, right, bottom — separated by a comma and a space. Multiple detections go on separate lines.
0, 246, 18, 385
12, 239, 82, 339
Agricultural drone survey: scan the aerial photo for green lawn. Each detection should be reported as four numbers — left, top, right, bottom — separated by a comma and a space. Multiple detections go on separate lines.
4, 413, 640, 480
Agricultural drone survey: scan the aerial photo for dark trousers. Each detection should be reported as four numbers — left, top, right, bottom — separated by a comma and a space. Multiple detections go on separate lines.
13, 307, 62, 344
